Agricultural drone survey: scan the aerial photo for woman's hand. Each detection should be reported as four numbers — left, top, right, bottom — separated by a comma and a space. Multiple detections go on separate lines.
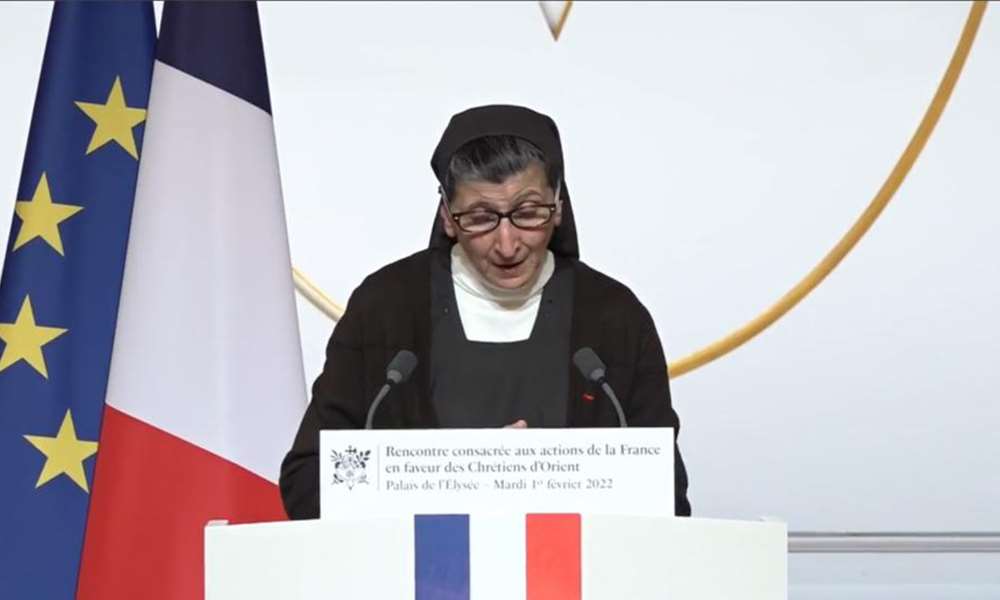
504, 419, 527, 429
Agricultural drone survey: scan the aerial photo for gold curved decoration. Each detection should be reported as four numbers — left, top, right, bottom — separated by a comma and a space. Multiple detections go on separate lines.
538, 1, 574, 41
291, 1, 987, 379
552, 1, 574, 41
292, 267, 344, 320
668, 0, 987, 377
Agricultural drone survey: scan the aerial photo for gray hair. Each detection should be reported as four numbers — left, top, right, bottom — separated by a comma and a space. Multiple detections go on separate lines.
443, 135, 562, 201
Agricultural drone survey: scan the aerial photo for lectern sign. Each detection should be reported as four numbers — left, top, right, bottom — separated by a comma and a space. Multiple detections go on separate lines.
319, 428, 674, 518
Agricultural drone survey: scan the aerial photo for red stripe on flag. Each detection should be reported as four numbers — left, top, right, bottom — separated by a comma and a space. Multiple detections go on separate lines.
77, 406, 287, 600
526, 513, 582, 600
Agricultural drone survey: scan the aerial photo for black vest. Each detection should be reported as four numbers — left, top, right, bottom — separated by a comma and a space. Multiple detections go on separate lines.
429, 250, 574, 428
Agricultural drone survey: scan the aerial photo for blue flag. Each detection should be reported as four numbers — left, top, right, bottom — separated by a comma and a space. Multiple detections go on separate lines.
0, 4, 154, 597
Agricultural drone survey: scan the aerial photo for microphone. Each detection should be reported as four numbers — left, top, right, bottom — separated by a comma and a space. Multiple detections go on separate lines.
573, 347, 627, 428
365, 350, 418, 429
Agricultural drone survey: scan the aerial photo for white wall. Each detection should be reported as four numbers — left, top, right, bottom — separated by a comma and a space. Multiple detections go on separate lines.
2, 1, 998, 594
259, 0, 1000, 532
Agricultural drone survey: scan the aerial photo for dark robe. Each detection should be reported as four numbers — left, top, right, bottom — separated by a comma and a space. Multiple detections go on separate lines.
279, 249, 691, 518
429, 248, 574, 428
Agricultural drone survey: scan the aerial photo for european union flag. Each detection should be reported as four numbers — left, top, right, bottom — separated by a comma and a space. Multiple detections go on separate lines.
0, 4, 154, 597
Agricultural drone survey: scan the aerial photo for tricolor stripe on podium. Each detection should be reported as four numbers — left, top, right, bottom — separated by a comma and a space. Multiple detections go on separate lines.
415, 514, 582, 600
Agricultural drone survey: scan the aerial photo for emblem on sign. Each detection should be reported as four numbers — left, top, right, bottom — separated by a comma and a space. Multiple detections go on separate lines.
329, 446, 371, 490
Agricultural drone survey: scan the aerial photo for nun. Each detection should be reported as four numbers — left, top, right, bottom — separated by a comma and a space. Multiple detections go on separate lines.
280, 105, 691, 517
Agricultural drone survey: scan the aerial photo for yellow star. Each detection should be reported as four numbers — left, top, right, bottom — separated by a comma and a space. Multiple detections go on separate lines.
0, 295, 68, 379
24, 410, 98, 493
75, 76, 146, 159
13, 173, 84, 256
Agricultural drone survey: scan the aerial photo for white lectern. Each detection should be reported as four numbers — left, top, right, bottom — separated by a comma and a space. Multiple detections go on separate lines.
205, 515, 786, 599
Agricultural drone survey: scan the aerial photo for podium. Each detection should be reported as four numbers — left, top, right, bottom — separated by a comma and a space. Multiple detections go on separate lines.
205, 515, 787, 599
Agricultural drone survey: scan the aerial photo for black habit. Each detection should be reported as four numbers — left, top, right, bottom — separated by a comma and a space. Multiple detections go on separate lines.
279, 105, 691, 519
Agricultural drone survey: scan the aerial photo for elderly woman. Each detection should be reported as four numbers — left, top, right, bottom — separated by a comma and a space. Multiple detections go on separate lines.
280, 105, 691, 517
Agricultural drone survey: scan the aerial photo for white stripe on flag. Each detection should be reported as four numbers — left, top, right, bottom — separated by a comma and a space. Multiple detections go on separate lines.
470, 514, 526, 600
106, 60, 306, 483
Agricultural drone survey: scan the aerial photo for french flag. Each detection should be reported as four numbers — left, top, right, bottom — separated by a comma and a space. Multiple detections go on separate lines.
415, 514, 582, 600
77, 3, 306, 599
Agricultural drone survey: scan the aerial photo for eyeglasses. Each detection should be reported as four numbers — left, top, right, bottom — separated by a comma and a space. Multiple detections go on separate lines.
441, 183, 562, 234
448, 203, 558, 234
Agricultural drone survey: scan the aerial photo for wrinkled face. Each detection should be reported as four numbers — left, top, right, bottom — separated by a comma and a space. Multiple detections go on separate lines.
439, 162, 562, 290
